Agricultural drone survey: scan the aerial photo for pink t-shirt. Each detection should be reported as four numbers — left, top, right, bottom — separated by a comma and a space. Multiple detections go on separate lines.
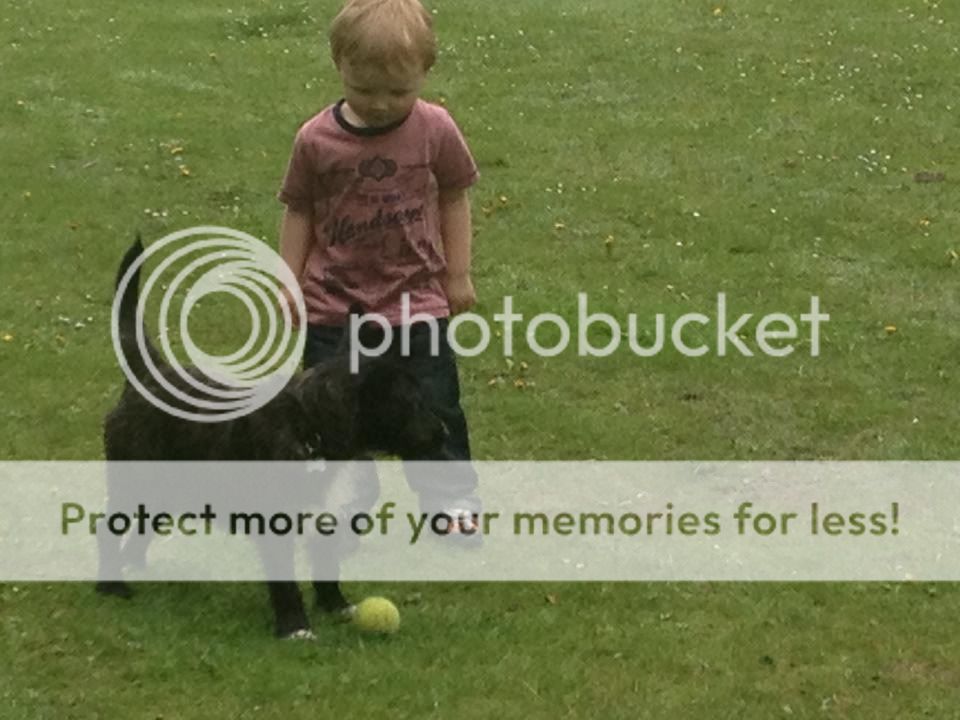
278, 99, 479, 326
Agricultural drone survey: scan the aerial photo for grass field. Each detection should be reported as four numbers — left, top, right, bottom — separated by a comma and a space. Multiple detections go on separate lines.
3, 0, 960, 716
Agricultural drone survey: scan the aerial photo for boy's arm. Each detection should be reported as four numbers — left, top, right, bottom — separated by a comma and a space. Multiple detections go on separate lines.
278, 207, 314, 323
439, 187, 475, 315
280, 207, 314, 276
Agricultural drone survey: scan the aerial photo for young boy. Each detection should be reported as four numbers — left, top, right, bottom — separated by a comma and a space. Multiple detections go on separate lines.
277, 0, 480, 536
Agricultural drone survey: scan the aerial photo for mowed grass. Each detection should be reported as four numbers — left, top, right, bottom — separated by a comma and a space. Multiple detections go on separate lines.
2, 0, 960, 716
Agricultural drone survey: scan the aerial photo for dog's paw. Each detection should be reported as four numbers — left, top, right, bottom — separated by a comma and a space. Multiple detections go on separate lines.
334, 604, 357, 623
285, 628, 317, 641
95, 581, 134, 599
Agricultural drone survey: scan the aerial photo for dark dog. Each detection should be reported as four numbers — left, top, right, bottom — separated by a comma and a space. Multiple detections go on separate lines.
98, 237, 446, 637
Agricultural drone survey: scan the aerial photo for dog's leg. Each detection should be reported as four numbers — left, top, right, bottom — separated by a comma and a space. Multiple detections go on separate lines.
254, 537, 312, 638
304, 461, 377, 617
95, 528, 133, 599
265, 582, 313, 638
311, 556, 353, 615
95, 472, 133, 599
307, 538, 354, 617
313, 580, 353, 616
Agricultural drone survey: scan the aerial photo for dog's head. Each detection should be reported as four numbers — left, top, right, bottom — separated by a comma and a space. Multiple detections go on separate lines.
294, 315, 448, 460
353, 351, 449, 459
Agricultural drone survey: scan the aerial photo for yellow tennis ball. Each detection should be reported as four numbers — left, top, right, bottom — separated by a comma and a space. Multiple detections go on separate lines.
354, 596, 400, 634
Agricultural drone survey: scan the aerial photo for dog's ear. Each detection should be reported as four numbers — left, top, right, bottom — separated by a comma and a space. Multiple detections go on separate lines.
347, 302, 366, 319
333, 303, 368, 358
334, 304, 391, 368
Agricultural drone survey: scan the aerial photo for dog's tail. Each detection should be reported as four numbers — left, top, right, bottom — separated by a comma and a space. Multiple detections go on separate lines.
114, 235, 161, 381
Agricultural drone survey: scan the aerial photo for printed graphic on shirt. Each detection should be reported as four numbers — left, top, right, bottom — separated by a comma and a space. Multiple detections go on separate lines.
313, 156, 442, 303
357, 155, 398, 181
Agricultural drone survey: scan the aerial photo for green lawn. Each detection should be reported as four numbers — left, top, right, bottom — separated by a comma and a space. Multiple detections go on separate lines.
2, 0, 960, 716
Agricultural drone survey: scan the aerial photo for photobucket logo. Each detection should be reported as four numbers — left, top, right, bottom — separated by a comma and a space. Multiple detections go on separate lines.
348, 293, 829, 370
110, 226, 305, 422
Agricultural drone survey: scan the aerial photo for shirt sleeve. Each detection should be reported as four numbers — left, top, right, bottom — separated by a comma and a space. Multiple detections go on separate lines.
432, 108, 479, 192
277, 127, 315, 212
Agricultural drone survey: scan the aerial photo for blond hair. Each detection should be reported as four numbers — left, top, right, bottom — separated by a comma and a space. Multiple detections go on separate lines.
330, 0, 437, 71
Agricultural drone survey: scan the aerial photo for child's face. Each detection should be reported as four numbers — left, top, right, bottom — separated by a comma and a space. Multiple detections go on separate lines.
338, 58, 426, 128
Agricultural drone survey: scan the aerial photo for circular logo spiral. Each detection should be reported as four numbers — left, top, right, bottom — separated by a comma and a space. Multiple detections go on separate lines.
110, 226, 306, 423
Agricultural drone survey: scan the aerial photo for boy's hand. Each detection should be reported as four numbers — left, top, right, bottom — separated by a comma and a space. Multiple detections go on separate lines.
444, 272, 476, 315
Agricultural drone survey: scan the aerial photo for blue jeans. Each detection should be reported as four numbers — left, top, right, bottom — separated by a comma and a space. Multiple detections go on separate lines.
303, 319, 480, 515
